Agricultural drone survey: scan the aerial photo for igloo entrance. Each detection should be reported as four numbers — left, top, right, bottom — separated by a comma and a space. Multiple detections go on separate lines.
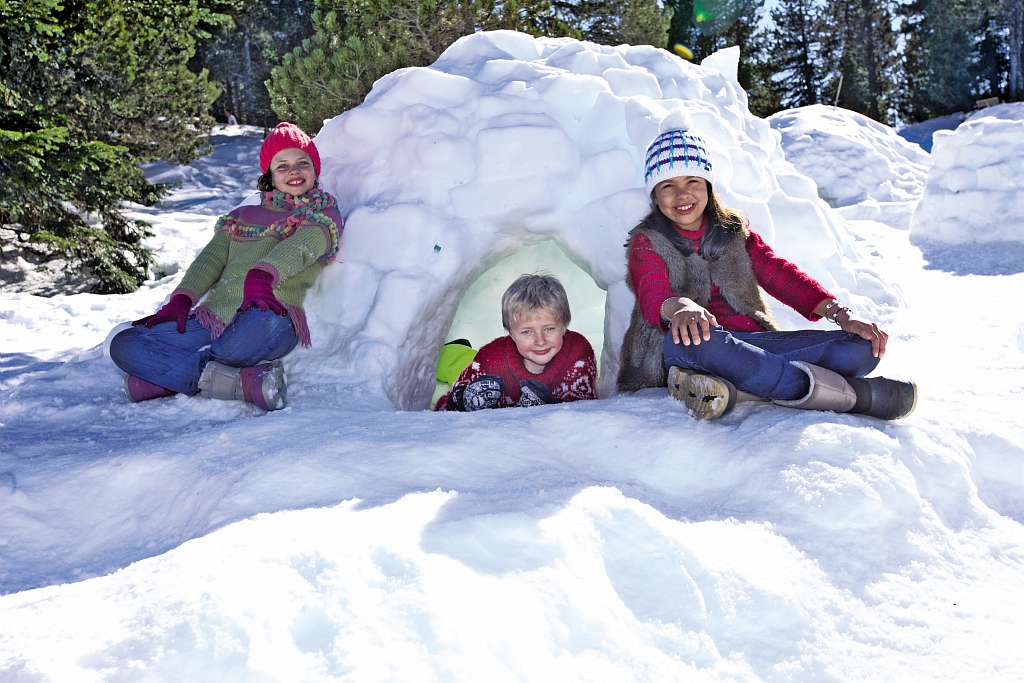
433, 240, 607, 405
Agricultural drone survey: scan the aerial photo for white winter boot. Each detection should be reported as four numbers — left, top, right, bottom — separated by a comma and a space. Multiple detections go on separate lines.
772, 361, 858, 413
198, 360, 287, 411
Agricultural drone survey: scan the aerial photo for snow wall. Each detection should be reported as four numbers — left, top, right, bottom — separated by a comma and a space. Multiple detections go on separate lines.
768, 104, 930, 231
300, 31, 901, 410
910, 104, 1024, 244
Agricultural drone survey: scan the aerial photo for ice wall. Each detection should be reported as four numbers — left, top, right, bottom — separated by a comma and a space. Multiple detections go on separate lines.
910, 108, 1024, 244
300, 31, 899, 410
769, 104, 931, 230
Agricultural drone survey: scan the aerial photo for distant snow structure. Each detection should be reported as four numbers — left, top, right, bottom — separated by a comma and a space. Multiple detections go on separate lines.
910, 108, 1024, 244
301, 31, 899, 410
768, 104, 930, 230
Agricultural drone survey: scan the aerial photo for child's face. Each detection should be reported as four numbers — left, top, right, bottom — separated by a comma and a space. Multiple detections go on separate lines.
654, 175, 708, 232
509, 311, 565, 374
270, 148, 316, 196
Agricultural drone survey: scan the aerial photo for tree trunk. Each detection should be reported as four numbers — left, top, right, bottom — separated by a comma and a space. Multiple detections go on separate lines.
1007, 0, 1023, 100
243, 27, 256, 124
861, 0, 880, 119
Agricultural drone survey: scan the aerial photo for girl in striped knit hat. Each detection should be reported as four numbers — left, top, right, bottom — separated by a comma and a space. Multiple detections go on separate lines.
618, 113, 916, 421
109, 123, 342, 410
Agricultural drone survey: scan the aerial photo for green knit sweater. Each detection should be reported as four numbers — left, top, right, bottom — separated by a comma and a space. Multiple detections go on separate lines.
173, 189, 342, 346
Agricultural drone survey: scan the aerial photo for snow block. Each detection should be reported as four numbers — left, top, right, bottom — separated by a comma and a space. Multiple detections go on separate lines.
302, 32, 899, 410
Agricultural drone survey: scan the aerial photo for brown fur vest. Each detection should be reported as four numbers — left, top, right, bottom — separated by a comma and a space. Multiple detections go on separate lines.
616, 220, 779, 392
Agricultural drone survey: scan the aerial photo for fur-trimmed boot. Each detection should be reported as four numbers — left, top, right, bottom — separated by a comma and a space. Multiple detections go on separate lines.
198, 360, 287, 411
124, 375, 177, 402
774, 361, 916, 420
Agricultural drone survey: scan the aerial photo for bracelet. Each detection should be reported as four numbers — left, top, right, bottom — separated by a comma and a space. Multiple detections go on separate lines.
660, 298, 674, 323
824, 301, 851, 325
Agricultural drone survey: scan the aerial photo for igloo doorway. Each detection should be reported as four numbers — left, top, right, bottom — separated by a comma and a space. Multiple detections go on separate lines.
433, 240, 607, 406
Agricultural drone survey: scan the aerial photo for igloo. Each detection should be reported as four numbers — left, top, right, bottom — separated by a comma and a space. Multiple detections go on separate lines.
296, 31, 899, 410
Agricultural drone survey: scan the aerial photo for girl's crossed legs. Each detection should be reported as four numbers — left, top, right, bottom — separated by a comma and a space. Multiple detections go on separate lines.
110, 308, 298, 395
663, 327, 879, 400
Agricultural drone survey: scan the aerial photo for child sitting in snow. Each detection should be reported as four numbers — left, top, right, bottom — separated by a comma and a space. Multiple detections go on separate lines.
436, 274, 597, 411
619, 117, 916, 421
109, 123, 342, 410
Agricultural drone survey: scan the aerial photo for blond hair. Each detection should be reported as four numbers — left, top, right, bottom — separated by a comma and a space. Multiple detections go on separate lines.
501, 274, 571, 330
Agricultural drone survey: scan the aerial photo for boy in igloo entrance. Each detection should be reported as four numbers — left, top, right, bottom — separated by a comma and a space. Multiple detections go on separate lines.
618, 119, 916, 421
436, 274, 597, 411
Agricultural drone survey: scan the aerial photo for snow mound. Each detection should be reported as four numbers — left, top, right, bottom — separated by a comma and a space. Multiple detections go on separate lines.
966, 101, 1024, 124
768, 105, 931, 230
303, 32, 897, 409
910, 113, 1024, 244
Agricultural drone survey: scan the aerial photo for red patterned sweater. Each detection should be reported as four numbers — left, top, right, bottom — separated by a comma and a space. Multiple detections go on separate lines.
435, 330, 597, 410
629, 220, 834, 332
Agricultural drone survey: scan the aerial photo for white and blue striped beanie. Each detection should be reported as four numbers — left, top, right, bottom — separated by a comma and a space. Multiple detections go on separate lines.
644, 128, 715, 194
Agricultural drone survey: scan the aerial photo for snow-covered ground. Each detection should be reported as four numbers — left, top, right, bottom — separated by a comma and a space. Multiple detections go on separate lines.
2, 33, 1023, 682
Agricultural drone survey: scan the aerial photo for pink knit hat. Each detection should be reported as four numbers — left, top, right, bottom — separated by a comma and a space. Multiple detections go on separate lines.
259, 122, 321, 175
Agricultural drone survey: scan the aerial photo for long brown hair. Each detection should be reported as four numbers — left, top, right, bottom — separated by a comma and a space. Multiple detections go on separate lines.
638, 181, 745, 261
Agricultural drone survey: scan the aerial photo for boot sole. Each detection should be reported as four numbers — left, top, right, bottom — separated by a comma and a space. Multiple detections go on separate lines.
667, 366, 737, 420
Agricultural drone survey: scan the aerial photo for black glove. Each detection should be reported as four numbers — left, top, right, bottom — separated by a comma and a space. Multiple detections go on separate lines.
450, 374, 505, 411
517, 378, 562, 407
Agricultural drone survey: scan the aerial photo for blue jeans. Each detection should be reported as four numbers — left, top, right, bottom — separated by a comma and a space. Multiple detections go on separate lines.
109, 308, 298, 395
663, 327, 879, 400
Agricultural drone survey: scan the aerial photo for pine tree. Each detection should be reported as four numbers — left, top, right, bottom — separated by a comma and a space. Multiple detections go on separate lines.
268, 0, 577, 134
665, 0, 780, 116
193, 0, 316, 126
820, 0, 900, 123
1, 0, 221, 293
769, 0, 823, 108
900, 0, 977, 120
554, 0, 671, 47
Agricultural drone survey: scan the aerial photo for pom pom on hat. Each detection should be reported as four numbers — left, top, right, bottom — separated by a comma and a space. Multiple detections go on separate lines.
259, 122, 321, 175
644, 114, 714, 194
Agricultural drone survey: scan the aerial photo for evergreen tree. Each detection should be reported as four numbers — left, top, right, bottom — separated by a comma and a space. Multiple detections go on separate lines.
554, 0, 671, 47
900, 0, 978, 120
820, 0, 900, 123
268, 0, 576, 134
769, 0, 823, 108
1, 0, 221, 293
665, 0, 780, 116
193, 0, 315, 126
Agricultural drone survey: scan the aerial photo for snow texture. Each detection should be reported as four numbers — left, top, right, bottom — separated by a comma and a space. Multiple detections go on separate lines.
910, 105, 1024, 245
307, 32, 897, 409
1, 33, 1023, 683
768, 104, 931, 231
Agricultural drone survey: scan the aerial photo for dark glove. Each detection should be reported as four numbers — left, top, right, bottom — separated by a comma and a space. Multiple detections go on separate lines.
239, 268, 286, 316
450, 374, 505, 412
517, 378, 561, 407
133, 293, 192, 333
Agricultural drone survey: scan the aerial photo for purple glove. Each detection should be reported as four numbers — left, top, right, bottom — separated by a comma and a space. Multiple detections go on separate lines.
133, 293, 192, 333
239, 268, 286, 316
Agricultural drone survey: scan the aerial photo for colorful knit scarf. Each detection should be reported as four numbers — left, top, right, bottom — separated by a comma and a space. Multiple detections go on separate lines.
214, 189, 340, 266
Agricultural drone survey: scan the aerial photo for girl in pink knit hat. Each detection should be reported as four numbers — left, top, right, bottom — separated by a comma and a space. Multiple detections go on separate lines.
109, 122, 341, 411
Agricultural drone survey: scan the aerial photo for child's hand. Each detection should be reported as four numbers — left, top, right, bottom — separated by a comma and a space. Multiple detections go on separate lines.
133, 293, 191, 333
666, 298, 717, 346
458, 375, 505, 411
517, 379, 561, 407
239, 268, 287, 316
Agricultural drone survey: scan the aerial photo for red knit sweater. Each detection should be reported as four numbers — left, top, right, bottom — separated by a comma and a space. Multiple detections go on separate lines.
629, 219, 834, 331
435, 330, 597, 410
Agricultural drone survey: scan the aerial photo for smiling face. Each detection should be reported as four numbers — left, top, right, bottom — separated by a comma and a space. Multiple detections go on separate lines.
653, 175, 708, 232
270, 148, 317, 196
509, 310, 566, 374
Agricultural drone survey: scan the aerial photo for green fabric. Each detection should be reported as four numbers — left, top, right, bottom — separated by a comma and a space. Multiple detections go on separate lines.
436, 344, 477, 385
175, 190, 338, 331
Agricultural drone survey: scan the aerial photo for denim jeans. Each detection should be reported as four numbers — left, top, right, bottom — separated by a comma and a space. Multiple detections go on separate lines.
663, 327, 879, 400
109, 308, 298, 395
